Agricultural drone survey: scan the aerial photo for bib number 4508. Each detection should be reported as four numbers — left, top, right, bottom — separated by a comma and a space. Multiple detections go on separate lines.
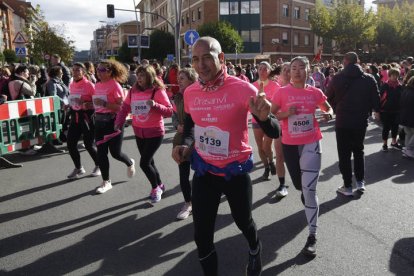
293, 120, 310, 127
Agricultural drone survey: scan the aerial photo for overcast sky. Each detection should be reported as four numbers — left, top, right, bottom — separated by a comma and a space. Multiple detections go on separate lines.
29, 0, 139, 51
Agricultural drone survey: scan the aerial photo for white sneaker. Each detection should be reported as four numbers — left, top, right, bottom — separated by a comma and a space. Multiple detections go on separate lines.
150, 186, 163, 203
337, 185, 353, 196
276, 186, 288, 197
127, 158, 136, 178
356, 180, 366, 192
96, 180, 112, 194
176, 202, 192, 220
90, 166, 101, 177
67, 167, 86, 179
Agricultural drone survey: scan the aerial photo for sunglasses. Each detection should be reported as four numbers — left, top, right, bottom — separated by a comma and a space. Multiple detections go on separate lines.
97, 67, 110, 73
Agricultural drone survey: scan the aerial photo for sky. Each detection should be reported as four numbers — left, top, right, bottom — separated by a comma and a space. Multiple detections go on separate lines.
28, 0, 375, 52
28, 0, 140, 51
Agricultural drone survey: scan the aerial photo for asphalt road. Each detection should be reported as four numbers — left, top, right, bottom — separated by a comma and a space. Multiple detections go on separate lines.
1, 118, 413, 276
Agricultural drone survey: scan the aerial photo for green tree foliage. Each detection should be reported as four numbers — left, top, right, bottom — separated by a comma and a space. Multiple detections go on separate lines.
141, 30, 175, 63
197, 21, 244, 53
376, 3, 414, 57
309, 1, 376, 52
3, 49, 17, 63
117, 41, 135, 63
25, 5, 75, 65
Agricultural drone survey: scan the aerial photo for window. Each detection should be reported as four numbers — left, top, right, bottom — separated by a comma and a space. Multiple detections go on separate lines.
282, 32, 288, 44
283, 4, 289, 17
198, 7, 202, 20
241, 30, 250, 42
304, 9, 309, 21
294, 7, 300, 19
251, 1, 260, 13
294, 34, 299, 45
230, 2, 239, 14
241, 1, 250, 14
304, 34, 310, 45
192, 10, 196, 22
220, 2, 229, 15
250, 30, 260, 42
181, 16, 185, 26
186, 13, 189, 24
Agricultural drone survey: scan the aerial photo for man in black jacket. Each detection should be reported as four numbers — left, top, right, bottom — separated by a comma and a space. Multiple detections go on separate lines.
51, 54, 71, 87
326, 52, 380, 196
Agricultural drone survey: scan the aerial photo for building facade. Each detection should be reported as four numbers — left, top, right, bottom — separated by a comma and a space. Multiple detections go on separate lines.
137, 0, 320, 64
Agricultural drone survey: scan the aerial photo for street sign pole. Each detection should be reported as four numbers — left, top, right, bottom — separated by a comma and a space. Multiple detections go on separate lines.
133, 0, 141, 64
173, 0, 182, 66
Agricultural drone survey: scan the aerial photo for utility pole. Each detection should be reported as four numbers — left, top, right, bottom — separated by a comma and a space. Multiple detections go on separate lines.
133, 0, 141, 64
173, 0, 182, 66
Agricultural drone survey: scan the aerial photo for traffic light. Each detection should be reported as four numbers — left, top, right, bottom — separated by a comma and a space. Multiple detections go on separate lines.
107, 4, 115, 18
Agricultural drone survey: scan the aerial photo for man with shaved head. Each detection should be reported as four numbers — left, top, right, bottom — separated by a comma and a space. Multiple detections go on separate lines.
326, 52, 380, 196
173, 36, 279, 275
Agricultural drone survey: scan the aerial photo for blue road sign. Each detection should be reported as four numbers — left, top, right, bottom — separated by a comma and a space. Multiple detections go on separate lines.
167, 54, 174, 61
184, 30, 199, 46
15, 47, 26, 56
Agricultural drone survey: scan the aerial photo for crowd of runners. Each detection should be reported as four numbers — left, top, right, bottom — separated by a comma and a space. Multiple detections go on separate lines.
1, 36, 414, 276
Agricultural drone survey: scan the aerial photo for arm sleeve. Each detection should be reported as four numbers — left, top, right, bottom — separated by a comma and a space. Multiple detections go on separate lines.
252, 114, 281, 139
182, 113, 195, 146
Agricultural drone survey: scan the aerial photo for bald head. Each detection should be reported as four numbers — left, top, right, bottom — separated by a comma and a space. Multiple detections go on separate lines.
193, 36, 222, 56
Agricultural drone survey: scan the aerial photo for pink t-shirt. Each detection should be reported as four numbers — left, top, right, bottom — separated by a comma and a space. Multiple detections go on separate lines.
93, 79, 124, 113
69, 77, 95, 110
184, 76, 257, 168
124, 86, 172, 128
272, 84, 326, 145
252, 80, 280, 123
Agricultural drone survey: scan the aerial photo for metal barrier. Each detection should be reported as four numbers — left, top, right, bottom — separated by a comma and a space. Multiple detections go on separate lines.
0, 97, 62, 155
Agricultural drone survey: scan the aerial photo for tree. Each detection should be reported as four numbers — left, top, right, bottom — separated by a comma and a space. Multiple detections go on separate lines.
309, 1, 376, 53
117, 41, 135, 63
197, 21, 243, 53
24, 5, 75, 65
3, 49, 17, 64
141, 30, 175, 63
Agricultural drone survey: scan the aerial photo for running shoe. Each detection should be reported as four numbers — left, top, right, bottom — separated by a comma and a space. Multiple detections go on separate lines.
269, 162, 276, 175
302, 234, 317, 257
90, 166, 101, 177
262, 167, 270, 181
246, 241, 262, 276
356, 180, 366, 192
127, 158, 136, 178
96, 180, 112, 194
159, 183, 166, 192
276, 185, 288, 198
150, 186, 163, 203
391, 143, 403, 150
67, 167, 86, 179
381, 145, 388, 152
337, 185, 353, 196
176, 202, 192, 220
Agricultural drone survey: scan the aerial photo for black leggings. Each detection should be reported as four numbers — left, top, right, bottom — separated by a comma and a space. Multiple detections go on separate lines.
179, 161, 191, 202
95, 118, 132, 181
381, 112, 399, 141
135, 136, 163, 189
192, 172, 258, 259
67, 111, 98, 169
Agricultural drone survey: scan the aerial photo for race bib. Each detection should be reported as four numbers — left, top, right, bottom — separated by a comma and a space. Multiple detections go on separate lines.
194, 125, 230, 157
288, 114, 314, 135
131, 100, 150, 115
92, 95, 108, 108
68, 94, 81, 109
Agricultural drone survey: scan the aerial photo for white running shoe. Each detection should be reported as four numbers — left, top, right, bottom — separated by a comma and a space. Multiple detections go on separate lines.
150, 186, 163, 203
337, 185, 353, 196
127, 158, 136, 178
356, 180, 366, 192
96, 180, 112, 194
90, 166, 101, 177
276, 186, 288, 197
67, 167, 86, 179
176, 202, 192, 220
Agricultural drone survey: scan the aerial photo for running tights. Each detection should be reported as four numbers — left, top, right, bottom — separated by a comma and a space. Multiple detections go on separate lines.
135, 136, 163, 189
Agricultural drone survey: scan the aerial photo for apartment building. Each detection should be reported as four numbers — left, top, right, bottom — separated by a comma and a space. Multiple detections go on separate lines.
137, 0, 320, 63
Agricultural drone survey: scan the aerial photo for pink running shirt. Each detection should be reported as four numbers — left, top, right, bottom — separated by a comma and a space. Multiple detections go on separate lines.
124, 86, 172, 128
69, 77, 95, 111
93, 79, 124, 113
184, 76, 257, 168
272, 84, 326, 145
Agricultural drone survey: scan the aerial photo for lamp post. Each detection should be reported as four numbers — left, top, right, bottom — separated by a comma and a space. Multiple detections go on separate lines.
132, 0, 141, 63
